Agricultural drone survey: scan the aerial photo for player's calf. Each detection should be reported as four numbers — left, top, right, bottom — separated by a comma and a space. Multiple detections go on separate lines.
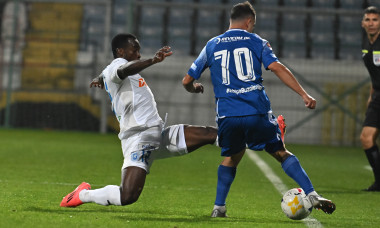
184, 125, 218, 152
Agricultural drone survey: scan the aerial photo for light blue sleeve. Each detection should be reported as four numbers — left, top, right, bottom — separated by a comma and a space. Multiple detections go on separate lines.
187, 46, 208, 80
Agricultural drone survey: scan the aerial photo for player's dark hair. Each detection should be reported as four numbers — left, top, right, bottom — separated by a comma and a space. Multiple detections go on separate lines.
364, 6, 380, 16
111, 33, 137, 58
230, 1, 256, 22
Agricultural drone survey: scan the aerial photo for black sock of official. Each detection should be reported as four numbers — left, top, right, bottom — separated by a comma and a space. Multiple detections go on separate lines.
365, 145, 380, 183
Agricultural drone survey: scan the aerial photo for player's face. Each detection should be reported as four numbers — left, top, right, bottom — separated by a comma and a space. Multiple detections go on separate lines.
121, 39, 141, 61
362, 13, 380, 37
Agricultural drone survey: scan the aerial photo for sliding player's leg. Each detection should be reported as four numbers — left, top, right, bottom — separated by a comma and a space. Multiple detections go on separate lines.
81, 124, 218, 207
183, 125, 218, 152
119, 166, 147, 205
60, 166, 146, 207
60, 131, 155, 208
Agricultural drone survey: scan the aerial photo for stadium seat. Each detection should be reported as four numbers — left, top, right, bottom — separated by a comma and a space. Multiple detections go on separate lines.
312, 45, 335, 59
141, 7, 165, 25
283, 44, 306, 58
284, 0, 306, 7
340, 0, 363, 9
340, 46, 361, 60
339, 15, 362, 31
22, 2, 82, 90
312, 15, 334, 33
339, 32, 361, 46
313, 0, 335, 8
282, 13, 306, 32
169, 37, 191, 55
170, 9, 192, 25
256, 12, 276, 30
368, 0, 380, 8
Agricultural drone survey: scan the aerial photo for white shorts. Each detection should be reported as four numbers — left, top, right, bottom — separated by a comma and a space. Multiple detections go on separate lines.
121, 124, 188, 173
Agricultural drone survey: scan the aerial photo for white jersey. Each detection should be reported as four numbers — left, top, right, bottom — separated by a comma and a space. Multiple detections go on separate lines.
101, 58, 163, 140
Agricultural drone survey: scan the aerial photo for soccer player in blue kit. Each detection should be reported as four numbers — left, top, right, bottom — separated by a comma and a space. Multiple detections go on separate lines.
182, 1, 336, 217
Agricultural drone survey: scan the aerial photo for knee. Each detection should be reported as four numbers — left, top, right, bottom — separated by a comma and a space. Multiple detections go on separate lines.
273, 150, 292, 163
120, 191, 141, 206
360, 133, 373, 149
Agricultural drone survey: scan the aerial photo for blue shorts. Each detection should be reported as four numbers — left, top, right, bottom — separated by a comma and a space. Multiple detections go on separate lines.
217, 114, 284, 156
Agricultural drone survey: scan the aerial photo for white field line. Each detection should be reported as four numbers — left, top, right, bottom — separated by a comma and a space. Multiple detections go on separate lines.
364, 165, 372, 171
246, 150, 323, 228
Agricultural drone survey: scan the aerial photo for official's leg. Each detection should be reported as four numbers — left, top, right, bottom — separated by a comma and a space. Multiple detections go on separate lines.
183, 125, 218, 152
360, 126, 379, 149
360, 126, 380, 191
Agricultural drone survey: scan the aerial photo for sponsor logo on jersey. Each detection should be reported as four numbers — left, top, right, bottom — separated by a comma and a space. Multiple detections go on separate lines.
216, 36, 250, 44
226, 84, 263, 95
139, 78, 147, 87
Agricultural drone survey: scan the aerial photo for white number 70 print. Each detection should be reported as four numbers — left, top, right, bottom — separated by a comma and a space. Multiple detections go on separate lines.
214, 47, 256, 85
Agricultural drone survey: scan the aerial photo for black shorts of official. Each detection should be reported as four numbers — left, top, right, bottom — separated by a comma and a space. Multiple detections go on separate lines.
363, 93, 380, 129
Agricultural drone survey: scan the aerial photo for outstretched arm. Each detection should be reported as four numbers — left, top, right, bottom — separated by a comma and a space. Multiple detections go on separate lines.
117, 46, 173, 80
90, 74, 104, 89
182, 74, 204, 93
268, 61, 316, 109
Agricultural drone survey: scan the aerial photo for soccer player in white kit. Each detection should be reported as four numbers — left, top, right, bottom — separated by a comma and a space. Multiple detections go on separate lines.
60, 34, 217, 207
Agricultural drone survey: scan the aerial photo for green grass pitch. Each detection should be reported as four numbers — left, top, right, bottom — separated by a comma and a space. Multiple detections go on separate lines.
1, 128, 380, 227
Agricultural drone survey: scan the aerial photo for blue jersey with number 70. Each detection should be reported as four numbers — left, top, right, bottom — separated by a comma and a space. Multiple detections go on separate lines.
187, 29, 278, 118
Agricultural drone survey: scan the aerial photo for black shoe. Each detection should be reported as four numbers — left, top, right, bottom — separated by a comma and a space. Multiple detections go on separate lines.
363, 182, 380, 192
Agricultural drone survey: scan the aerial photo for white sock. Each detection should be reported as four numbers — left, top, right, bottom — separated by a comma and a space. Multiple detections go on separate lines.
79, 185, 122, 206
213, 205, 226, 213
214, 136, 219, 147
307, 191, 318, 197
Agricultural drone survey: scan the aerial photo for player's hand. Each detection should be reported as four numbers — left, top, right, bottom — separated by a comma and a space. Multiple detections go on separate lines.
193, 83, 204, 93
90, 76, 104, 89
302, 94, 316, 109
152, 46, 173, 63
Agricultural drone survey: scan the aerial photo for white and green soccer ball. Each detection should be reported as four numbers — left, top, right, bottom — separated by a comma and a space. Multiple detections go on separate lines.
281, 188, 313, 220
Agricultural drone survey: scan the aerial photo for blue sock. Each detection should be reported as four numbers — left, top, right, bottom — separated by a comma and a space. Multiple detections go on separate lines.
282, 155, 314, 194
215, 165, 236, 206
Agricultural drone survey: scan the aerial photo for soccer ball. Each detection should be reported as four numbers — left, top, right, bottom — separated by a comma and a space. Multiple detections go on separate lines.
281, 188, 312, 220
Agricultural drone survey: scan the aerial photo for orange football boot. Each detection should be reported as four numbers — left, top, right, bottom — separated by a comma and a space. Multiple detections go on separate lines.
60, 182, 91, 207
277, 115, 286, 142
